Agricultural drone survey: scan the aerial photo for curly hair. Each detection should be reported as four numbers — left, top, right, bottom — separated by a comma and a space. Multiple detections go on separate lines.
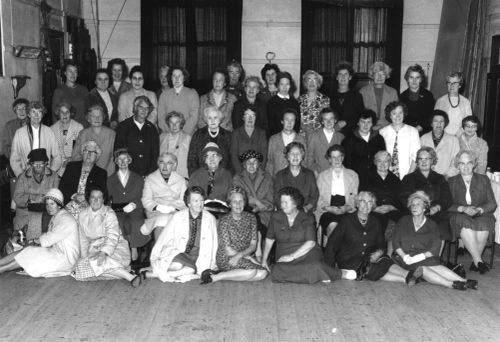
107, 58, 129, 81
416, 146, 438, 167
227, 186, 248, 206
278, 186, 305, 210
183, 186, 207, 206
385, 101, 408, 123
261, 63, 280, 86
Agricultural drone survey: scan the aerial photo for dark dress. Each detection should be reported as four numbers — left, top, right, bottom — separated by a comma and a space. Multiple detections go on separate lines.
342, 129, 386, 181
392, 215, 441, 271
266, 95, 300, 138
400, 169, 453, 240
359, 170, 404, 235
59, 161, 108, 205
273, 166, 319, 211
324, 212, 392, 280
114, 117, 160, 177
448, 173, 497, 240
267, 210, 341, 283
399, 88, 435, 135
330, 89, 364, 136
216, 212, 265, 271
187, 127, 232, 176
107, 171, 150, 248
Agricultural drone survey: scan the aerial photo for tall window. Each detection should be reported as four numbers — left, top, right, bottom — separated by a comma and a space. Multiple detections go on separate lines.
141, 0, 242, 94
301, 0, 403, 92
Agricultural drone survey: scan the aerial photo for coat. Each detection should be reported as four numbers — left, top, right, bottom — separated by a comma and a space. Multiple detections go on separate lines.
114, 117, 160, 177
198, 90, 237, 131
266, 132, 306, 176
359, 83, 398, 128
233, 169, 274, 225
187, 127, 232, 176
10, 125, 62, 177
85, 88, 119, 127
188, 167, 232, 201
77, 205, 131, 277
117, 88, 158, 125
150, 209, 218, 281
420, 132, 459, 178
305, 129, 344, 174
342, 129, 385, 180
157, 87, 200, 134
14, 209, 80, 277
159, 131, 191, 179
51, 119, 84, 176
59, 161, 108, 205
448, 174, 497, 220
316, 167, 359, 218
230, 126, 268, 174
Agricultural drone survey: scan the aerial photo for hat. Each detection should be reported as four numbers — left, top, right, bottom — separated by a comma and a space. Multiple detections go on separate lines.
44, 188, 64, 207
81, 140, 102, 159
201, 142, 222, 157
27, 148, 49, 163
239, 150, 264, 164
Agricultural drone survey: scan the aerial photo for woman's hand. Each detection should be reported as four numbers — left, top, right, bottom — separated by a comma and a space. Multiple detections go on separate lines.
463, 206, 479, 217
92, 251, 106, 266
73, 194, 86, 204
277, 254, 295, 263
261, 260, 270, 272
429, 205, 441, 216
228, 252, 243, 267
369, 250, 383, 263
303, 204, 313, 213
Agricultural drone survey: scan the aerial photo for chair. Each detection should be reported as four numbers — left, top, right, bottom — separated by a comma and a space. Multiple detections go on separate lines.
442, 230, 496, 269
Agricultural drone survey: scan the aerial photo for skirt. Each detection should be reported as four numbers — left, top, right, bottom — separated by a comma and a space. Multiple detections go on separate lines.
449, 213, 495, 241
392, 254, 440, 271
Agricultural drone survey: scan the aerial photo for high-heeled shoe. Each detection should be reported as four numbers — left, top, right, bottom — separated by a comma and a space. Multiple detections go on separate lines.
452, 281, 466, 291
465, 279, 478, 290
200, 269, 214, 285
130, 275, 142, 288
478, 262, 490, 274
405, 266, 423, 286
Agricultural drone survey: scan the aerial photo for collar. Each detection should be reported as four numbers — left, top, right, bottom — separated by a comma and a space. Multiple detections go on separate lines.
277, 93, 290, 100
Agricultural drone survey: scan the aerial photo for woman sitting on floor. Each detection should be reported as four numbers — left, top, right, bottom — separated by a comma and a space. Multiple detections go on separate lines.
392, 190, 477, 290
0, 188, 79, 277
324, 191, 421, 285
143, 186, 218, 283
201, 187, 268, 284
261, 186, 341, 284
72, 186, 140, 287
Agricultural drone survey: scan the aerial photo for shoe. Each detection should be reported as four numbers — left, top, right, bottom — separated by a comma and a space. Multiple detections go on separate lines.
130, 275, 142, 288
451, 264, 466, 279
465, 279, 478, 290
406, 266, 423, 286
470, 262, 479, 272
139, 270, 148, 281
200, 269, 214, 285
478, 262, 490, 274
452, 281, 467, 291
457, 247, 466, 256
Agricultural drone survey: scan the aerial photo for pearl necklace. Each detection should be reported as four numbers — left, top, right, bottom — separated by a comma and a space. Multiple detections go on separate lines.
448, 94, 460, 108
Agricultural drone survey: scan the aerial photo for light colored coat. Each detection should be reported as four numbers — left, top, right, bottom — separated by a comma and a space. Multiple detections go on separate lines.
14, 209, 80, 277
10, 125, 62, 177
78, 205, 131, 277
305, 129, 345, 174
51, 119, 84, 176
316, 167, 359, 219
359, 83, 398, 128
150, 209, 218, 282
157, 87, 200, 134
420, 132, 460, 178
159, 131, 191, 179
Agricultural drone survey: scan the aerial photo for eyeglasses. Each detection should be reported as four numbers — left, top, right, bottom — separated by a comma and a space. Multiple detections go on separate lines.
31, 162, 47, 167
464, 124, 478, 129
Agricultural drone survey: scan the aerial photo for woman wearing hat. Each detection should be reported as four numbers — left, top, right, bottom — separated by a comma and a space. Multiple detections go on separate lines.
59, 140, 107, 217
188, 142, 232, 217
233, 150, 274, 259
107, 148, 149, 262
0, 188, 80, 277
13, 148, 59, 240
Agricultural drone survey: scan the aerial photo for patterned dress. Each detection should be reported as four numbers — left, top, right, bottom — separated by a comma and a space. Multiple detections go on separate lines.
299, 92, 330, 137
216, 212, 265, 271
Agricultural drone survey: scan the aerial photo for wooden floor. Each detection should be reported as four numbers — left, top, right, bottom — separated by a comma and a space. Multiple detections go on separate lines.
1, 254, 500, 342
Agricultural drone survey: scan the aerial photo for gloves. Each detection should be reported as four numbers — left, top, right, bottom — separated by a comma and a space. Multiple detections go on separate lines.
403, 254, 412, 265
123, 202, 136, 213
155, 204, 174, 214
404, 253, 426, 265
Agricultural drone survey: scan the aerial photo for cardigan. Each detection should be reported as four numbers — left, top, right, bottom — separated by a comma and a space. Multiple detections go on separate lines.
187, 127, 232, 176
117, 88, 158, 125
108, 80, 132, 99
51, 119, 84, 176
230, 126, 268, 174
305, 129, 345, 174
85, 88, 119, 127
324, 212, 385, 269
316, 167, 359, 217
434, 94, 472, 136
52, 83, 89, 126
399, 88, 435, 134
266, 95, 300, 137
197, 90, 237, 132
10, 125, 62, 177
420, 132, 460, 177
341, 129, 385, 180
150, 208, 218, 281
72, 127, 116, 176
114, 117, 160, 177
157, 87, 200, 134
266, 132, 306, 176
232, 96, 268, 131
359, 83, 398, 128
107, 170, 144, 209
379, 124, 421, 180
448, 173, 497, 215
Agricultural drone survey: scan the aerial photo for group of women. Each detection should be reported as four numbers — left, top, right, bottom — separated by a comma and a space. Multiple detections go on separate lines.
0, 59, 495, 292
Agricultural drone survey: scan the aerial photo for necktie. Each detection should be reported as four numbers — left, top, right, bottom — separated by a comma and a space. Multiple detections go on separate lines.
391, 132, 399, 178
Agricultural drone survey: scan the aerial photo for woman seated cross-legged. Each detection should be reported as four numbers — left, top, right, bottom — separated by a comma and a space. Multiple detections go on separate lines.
392, 191, 477, 290
142, 186, 218, 283
324, 191, 420, 285
72, 186, 139, 287
448, 150, 497, 274
201, 187, 268, 284
0, 188, 79, 277
261, 186, 342, 284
